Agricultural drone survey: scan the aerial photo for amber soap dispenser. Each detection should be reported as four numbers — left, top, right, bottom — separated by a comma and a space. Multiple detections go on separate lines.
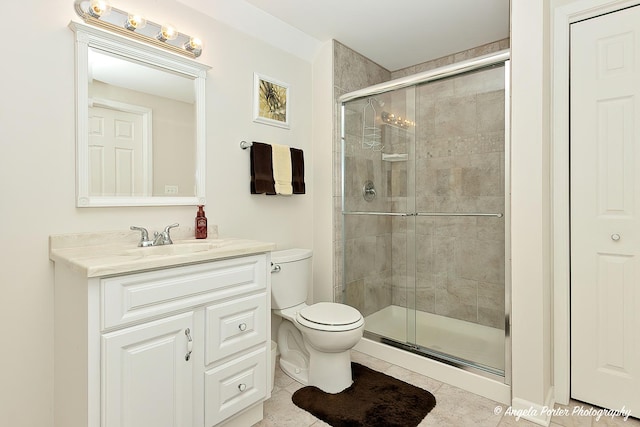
195, 205, 207, 239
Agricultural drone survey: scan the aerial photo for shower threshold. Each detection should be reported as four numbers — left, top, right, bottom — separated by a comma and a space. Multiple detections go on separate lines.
364, 305, 505, 376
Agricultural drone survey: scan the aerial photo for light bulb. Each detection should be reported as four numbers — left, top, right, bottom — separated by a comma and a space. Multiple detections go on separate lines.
88, 0, 111, 18
157, 24, 178, 42
125, 13, 147, 31
184, 36, 203, 52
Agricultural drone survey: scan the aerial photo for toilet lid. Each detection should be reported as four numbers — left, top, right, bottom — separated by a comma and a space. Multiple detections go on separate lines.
297, 302, 362, 327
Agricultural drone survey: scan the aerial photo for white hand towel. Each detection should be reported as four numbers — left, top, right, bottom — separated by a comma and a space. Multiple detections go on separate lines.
272, 143, 293, 195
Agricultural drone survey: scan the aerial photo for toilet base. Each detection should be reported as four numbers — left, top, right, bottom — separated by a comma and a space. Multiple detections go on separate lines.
276, 316, 360, 394
307, 346, 353, 393
279, 357, 309, 386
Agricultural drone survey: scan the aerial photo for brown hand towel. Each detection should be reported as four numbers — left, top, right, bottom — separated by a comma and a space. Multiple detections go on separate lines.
290, 147, 306, 194
250, 142, 276, 195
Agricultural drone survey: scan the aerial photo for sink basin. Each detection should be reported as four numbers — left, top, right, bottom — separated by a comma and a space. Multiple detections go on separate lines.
121, 241, 223, 257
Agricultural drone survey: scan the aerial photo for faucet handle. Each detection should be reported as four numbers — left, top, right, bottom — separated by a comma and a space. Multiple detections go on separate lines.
130, 226, 151, 247
162, 223, 179, 244
164, 223, 179, 233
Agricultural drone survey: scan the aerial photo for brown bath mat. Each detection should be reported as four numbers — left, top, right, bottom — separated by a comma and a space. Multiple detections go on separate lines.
292, 362, 436, 427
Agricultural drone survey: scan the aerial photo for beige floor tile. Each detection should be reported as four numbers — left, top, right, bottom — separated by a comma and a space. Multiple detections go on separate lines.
350, 349, 394, 372
498, 414, 547, 426
283, 379, 305, 395
551, 400, 594, 427
383, 364, 443, 393
418, 383, 504, 427
253, 389, 318, 427
272, 359, 296, 390
591, 414, 640, 426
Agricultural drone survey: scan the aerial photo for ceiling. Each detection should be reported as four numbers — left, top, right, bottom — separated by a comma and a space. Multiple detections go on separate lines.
243, 0, 510, 71
180, 0, 510, 71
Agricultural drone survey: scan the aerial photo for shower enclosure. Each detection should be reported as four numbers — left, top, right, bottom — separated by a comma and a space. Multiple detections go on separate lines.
340, 51, 510, 382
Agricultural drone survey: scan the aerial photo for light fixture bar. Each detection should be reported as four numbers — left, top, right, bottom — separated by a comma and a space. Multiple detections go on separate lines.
73, 0, 202, 58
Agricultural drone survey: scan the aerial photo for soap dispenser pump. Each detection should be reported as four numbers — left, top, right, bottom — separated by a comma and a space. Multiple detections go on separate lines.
195, 205, 207, 239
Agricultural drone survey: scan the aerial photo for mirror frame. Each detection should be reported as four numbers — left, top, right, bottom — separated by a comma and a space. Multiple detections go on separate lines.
70, 21, 210, 207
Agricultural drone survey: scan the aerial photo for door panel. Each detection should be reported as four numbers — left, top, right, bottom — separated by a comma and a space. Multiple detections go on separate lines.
570, 5, 640, 415
89, 105, 148, 196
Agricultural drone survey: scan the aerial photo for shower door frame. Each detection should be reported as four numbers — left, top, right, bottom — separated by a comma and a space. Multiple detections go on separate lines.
339, 50, 512, 385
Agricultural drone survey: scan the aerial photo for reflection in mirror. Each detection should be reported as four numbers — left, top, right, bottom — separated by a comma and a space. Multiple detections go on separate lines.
71, 21, 210, 207
88, 48, 196, 197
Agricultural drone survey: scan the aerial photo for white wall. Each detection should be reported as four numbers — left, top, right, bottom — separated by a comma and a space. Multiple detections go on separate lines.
311, 41, 334, 303
0, 1, 313, 426
510, 0, 554, 422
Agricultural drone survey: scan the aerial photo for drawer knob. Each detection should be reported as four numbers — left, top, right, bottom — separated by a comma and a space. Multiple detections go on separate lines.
238, 383, 247, 392
238, 323, 247, 332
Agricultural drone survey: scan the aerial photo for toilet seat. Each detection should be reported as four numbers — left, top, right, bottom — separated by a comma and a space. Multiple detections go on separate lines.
296, 302, 364, 332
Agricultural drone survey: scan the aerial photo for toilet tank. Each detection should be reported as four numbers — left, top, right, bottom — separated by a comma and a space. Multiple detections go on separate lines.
271, 248, 312, 310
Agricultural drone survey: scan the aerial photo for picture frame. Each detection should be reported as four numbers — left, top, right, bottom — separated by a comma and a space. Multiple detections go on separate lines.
253, 73, 290, 129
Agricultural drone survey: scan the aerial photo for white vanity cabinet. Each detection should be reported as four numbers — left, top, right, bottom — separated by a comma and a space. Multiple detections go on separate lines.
53, 249, 272, 427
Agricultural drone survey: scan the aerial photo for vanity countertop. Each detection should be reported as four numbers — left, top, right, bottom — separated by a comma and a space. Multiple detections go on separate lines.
49, 229, 276, 278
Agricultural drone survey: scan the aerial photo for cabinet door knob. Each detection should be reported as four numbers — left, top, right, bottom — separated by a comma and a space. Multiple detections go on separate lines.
238, 323, 247, 332
238, 383, 247, 392
185, 328, 193, 361
611, 233, 621, 241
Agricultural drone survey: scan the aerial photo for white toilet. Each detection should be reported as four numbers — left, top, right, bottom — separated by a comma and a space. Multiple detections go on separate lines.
271, 248, 364, 393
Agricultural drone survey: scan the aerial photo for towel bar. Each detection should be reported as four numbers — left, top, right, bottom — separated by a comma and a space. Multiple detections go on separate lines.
240, 141, 252, 149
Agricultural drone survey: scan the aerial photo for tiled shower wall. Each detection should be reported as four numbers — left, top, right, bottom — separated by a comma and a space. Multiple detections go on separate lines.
334, 39, 509, 329
332, 41, 391, 314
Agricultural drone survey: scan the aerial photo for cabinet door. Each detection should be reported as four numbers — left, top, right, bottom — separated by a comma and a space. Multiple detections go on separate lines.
102, 312, 194, 427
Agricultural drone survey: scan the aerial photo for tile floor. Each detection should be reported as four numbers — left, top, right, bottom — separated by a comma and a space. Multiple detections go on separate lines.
253, 350, 640, 427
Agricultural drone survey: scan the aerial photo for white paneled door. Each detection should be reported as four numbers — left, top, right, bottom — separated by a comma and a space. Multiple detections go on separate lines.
570, 5, 640, 416
88, 104, 150, 196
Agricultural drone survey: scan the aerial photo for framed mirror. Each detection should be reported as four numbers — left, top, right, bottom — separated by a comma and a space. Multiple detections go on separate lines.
70, 21, 210, 207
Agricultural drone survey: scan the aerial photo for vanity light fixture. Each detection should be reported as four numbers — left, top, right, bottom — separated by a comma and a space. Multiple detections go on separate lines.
87, 0, 111, 18
381, 111, 415, 129
184, 37, 203, 55
124, 13, 147, 31
157, 24, 178, 42
73, 0, 203, 58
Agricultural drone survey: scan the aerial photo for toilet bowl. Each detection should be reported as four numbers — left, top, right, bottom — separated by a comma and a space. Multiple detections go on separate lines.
271, 249, 364, 393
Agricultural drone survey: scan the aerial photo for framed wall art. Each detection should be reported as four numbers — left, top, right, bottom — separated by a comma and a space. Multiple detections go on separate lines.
253, 73, 290, 129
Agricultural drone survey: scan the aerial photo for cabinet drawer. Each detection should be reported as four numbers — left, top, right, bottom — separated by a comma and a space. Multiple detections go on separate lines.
205, 293, 267, 364
102, 255, 267, 329
204, 347, 267, 427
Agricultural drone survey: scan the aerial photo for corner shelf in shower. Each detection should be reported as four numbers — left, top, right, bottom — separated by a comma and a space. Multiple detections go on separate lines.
382, 153, 408, 162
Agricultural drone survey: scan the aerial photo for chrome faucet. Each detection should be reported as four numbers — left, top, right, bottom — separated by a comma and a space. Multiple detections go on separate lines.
130, 223, 179, 247
153, 223, 179, 246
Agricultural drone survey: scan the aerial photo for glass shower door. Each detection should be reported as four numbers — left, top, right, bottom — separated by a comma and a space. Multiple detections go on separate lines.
412, 64, 507, 375
341, 87, 417, 349
341, 58, 509, 379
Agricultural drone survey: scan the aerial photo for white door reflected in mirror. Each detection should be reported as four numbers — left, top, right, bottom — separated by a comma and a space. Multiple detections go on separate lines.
89, 103, 151, 197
